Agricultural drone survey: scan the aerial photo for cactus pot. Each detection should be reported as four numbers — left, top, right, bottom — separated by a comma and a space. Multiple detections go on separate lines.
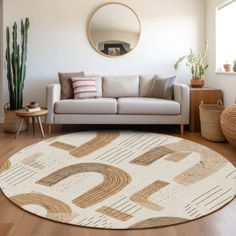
3, 108, 28, 133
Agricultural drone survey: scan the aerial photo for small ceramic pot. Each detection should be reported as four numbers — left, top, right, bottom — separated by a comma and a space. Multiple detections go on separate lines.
27, 102, 39, 109
223, 64, 232, 72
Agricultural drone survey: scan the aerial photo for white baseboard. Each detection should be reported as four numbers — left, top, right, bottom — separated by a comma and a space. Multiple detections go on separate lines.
0, 116, 3, 123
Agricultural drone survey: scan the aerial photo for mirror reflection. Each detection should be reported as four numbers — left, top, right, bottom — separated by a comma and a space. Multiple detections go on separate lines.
88, 3, 141, 57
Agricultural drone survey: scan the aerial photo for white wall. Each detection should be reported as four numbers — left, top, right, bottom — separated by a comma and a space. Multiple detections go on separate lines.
0, 0, 206, 120
206, 0, 236, 106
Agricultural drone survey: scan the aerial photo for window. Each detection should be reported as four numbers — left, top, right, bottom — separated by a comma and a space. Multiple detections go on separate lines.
216, 0, 236, 72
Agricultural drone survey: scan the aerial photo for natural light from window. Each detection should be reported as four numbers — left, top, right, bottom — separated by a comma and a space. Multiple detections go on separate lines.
216, 0, 236, 72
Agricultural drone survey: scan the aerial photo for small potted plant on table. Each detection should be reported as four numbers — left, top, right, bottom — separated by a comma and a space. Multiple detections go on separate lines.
174, 41, 209, 88
3, 18, 30, 132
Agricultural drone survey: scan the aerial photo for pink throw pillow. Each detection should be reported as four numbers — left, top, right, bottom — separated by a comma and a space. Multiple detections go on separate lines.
72, 77, 97, 99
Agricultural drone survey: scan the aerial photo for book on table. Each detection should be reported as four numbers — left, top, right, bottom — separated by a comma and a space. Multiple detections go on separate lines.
25, 107, 41, 112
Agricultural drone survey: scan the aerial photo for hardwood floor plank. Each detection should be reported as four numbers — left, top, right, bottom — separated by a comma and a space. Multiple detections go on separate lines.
0, 223, 14, 236
0, 125, 236, 236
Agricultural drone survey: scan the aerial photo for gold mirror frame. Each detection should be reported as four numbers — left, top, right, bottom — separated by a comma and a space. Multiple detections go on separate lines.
88, 2, 141, 58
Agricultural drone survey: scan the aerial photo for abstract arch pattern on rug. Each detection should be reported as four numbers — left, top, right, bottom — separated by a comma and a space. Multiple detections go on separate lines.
0, 160, 11, 174
36, 163, 131, 208
164, 140, 228, 186
0, 131, 236, 229
130, 180, 169, 211
50, 131, 120, 158
129, 217, 189, 228
21, 152, 45, 170
130, 146, 174, 166
10, 193, 74, 221
130, 140, 228, 186
96, 205, 133, 222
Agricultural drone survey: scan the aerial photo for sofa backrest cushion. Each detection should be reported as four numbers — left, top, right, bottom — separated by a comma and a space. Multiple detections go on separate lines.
102, 76, 139, 98
58, 71, 84, 99
139, 74, 156, 97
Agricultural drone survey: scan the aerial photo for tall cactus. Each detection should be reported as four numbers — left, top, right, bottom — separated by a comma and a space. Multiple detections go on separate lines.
5, 18, 30, 110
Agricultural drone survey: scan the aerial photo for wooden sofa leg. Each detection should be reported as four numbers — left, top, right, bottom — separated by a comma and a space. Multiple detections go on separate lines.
180, 124, 184, 135
48, 124, 52, 135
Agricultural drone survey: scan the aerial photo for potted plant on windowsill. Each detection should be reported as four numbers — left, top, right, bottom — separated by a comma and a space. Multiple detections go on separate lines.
3, 18, 30, 132
223, 61, 232, 72
174, 41, 209, 88
233, 60, 236, 72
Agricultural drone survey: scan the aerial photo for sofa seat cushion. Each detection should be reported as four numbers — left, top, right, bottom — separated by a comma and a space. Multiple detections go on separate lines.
55, 98, 117, 114
118, 97, 180, 115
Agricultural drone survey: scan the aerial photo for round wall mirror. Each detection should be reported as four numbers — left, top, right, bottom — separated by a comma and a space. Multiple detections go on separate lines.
88, 3, 141, 57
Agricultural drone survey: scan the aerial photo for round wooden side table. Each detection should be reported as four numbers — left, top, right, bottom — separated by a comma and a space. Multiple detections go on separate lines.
15, 108, 48, 138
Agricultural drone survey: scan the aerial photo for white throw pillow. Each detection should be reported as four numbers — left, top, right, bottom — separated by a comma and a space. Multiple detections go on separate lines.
71, 77, 98, 99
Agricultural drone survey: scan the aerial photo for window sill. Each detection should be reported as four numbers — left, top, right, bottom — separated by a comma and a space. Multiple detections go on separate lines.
216, 72, 236, 75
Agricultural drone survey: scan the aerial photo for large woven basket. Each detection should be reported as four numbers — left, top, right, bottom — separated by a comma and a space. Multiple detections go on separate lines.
199, 101, 226, 142
3, 104, 28, 133
220, 104, 236, 147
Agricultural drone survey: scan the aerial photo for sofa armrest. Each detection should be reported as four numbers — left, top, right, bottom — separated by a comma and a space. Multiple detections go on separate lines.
174, 83, 190, 124
46, 83, 61, 124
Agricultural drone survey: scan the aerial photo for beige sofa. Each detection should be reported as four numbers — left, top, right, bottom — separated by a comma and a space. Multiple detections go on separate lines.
46, 75, 189, 134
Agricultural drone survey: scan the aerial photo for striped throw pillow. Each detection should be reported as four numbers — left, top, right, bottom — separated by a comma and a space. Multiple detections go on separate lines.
71, 77, 98, 99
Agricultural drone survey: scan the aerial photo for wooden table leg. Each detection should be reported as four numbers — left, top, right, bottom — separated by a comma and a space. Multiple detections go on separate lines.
37, 116, 45, 138
48, 124, 52, 135
180, 124, 184, 135
15, 118, 25, 138
32, 117, 35, 133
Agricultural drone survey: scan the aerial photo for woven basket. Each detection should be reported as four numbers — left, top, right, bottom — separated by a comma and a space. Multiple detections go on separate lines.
220, 104, 236, 147
3, 104, 28, 133
199, 100, 226, 142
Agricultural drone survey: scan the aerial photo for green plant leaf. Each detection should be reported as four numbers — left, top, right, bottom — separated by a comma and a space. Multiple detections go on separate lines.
5, 18, 30, 110
174, 41, 209, 80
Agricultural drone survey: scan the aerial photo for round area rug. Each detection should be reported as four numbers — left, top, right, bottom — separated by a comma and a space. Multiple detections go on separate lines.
0, 131, 236, 229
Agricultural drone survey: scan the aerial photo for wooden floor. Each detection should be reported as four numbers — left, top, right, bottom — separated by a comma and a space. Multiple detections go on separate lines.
0, 124, 236, 236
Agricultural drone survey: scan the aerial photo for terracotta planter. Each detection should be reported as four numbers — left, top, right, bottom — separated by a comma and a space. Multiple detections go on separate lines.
223, 64, 232, 72
3, 108, 28, 133
190, 79, 204, 88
